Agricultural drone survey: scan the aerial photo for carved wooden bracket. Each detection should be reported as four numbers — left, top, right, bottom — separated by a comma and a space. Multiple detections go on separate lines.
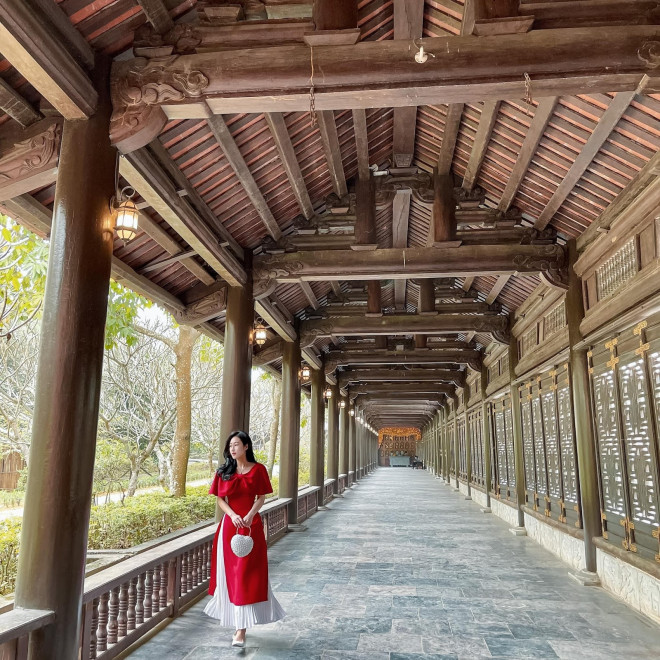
172, 286, 227, 325
0, 118, 62, 201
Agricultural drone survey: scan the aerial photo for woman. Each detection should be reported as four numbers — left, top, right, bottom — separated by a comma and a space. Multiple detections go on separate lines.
204, 430, 286, 647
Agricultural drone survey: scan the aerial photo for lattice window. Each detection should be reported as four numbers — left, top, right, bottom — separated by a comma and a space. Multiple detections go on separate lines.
593, 370, 627, 518
522, 326, 538, 356
500, 354, 510, 378
494, 407, 508, 488
521, 395, 536, 494
544, 302, 566, 339
542, 390, 563, 500
557, 380, 578, 504
596, 239, 637, 300
504, 403, 516, 491
531, 396, 547, 495
488, 362, 499, 383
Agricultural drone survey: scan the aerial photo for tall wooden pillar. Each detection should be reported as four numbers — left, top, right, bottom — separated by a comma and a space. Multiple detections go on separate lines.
431, 169, 457, 245
339, 399, 349, 479
310, 366, 325, 506
279, 339, 302, 522
481, 367, 493, 507
14, 65, 116, 660
327, 384, 340, 490
509, 336, 526, 527
348, 412, 356, 482
464, 407, 472, 497
220, 279, 254, 442
567, 239, 601, 573
415, 278, 435, 348
453, 403, 459, 488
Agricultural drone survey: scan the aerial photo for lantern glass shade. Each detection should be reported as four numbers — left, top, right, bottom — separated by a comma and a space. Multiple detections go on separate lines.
254, 324, 268, 346
301, 366, 311, 381
324, 387, 333, 398
349, 409, 355, 417
115, 198, 139, 241
339, 399, 346, 409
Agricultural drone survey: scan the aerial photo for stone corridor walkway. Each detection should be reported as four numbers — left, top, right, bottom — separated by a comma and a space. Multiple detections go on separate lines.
126, 469, 660, 659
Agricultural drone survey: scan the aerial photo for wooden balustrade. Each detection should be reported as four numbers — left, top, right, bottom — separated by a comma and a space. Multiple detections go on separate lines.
0, 609, 55, 659
323, 478, 336, 504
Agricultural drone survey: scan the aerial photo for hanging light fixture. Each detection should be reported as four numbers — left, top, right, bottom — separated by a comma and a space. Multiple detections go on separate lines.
300, 365, 311, 382
113, 186, 139, 242
339, 399, 346, 409
349, 408, 355, 417
253, 321, 268, 347
324, 387, 333, 399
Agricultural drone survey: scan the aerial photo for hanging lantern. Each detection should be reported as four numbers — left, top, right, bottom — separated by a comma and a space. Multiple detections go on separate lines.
300, 365, 311, 382
253, 322, 268, 347
349, 408, 355, 417
339, 399, 346, 409
324, 387, 333, 399
113, 187, 139, 242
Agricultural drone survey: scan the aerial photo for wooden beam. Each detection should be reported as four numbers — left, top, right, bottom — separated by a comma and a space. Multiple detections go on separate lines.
302, 347, 323, 370
0, 193, 51, 237
339, 368, 465, 386
352, 109, 371, 181
139, 250, 198, 274
0, 78, 41, 127
316, 110, 347, 197
148, 139, 243, 258
29, 0, 95, 69
350, 383, 455, 395
111, 27, 660, 123
172, 285, 227, 325
300, 313, 510, 345
136, 0, 174, 34
300, 281, 320, 309
136, 210, 215, 285
0, 0, 96, 119
208, 115, 282, 240
534, 90, 638, 230
462, 100, 501, 190
256, 298, 297, 342
254, 244, 567, 291
498, 96, 557, 211
325, 348, 482, 369
331, 281, 343, 298
485, 274, 510, 304
462, 276, 475, 291
253, 339, 284, 367
265, 113, 314, 219
578, 150, 660, 250
120, 149, 247, 287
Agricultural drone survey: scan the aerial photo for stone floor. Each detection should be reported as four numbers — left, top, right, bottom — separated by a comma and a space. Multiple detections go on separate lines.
126, 469, 660, 659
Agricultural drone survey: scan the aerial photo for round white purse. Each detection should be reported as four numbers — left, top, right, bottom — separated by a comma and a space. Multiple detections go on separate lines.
230, 527, 254, 557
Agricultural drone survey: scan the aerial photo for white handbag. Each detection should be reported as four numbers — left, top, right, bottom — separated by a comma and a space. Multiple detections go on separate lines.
230, 526, 254, 557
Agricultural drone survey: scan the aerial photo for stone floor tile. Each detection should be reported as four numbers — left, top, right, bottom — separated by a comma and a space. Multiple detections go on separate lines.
126, 470, 660, 660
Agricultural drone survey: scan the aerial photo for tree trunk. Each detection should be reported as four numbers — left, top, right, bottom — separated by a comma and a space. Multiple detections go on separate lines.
154, 445, 171, 491
170, 326, 201, 496
267, 378, 281, 477
127, 458, 140, 497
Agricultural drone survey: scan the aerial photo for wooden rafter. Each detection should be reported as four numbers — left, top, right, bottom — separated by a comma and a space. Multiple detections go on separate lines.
462, 99, 501, 191
136, 0, 174, 34
119, 148, 247, 287
300, 281, 320, 309
437, 103, 464, 176
265, 113, 314, 219
392, 190, 412, 309
316, 110, 348, 197
207, 115, 282, 240
462, 276, 475, 291
0, 0, 96, 119
485, 275, 510, 304
339, 368, 465, 385
534, 89, 640, 230
256, 297, 297, 342
0, 78, 41, 127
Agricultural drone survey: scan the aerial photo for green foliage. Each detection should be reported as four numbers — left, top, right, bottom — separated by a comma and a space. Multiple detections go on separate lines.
104, 281, 149, 350
0, 518, 20, 595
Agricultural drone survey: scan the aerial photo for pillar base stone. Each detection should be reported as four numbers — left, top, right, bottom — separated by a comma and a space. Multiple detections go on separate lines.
509, 526, 527, 536
464, 496, 472, 500
287, 524, 308, 533
480, 507, 492, 513
569, 570, 601, 587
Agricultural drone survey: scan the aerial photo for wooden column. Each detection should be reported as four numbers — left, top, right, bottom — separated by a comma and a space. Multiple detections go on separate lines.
310, 366, 325, 507
354, 175, 377, 249
327, 384, 340, 490
481, 367, 493, 507
220, 280, 254, 442
313, 0, 358, 30
509, 336, 526, 528
367, 281, 382, 315
567, 239, 601, 574
279, 339, 302, 522
431, 169, 457, 245
14, 63, 116, 660
464, 407, 472, 497
348, 412, 356, 482
339, 399, 349, 481
453, 404, 459, 488
416, 278, 435, 349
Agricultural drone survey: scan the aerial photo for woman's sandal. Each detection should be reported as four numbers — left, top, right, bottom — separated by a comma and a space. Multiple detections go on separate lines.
231, 633, 245, 648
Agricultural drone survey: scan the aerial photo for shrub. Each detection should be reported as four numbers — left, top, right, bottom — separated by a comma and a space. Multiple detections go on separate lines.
0, 519, 20, 595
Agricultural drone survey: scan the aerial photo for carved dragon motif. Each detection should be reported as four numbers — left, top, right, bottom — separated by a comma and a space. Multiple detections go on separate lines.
173, 287, 227, 326
0, 122, 61, 182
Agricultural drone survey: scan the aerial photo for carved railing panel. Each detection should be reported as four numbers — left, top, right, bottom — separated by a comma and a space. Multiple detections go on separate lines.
468, 408, 484, 487
520, 390, 537, 509
557, 365, 580, 527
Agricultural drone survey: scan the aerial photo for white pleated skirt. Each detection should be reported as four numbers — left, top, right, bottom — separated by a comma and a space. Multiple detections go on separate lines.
203, 517, 286, 629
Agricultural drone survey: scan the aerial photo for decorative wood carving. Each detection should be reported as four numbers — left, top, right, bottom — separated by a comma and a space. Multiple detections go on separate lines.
0, 119, 62, 200
173, 286, 227, 325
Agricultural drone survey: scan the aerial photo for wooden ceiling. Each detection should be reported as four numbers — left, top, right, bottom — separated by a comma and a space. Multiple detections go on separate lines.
0, 0, 658, 429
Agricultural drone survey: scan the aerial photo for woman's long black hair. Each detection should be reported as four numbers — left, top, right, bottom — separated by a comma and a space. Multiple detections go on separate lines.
216, 430, 258, 481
